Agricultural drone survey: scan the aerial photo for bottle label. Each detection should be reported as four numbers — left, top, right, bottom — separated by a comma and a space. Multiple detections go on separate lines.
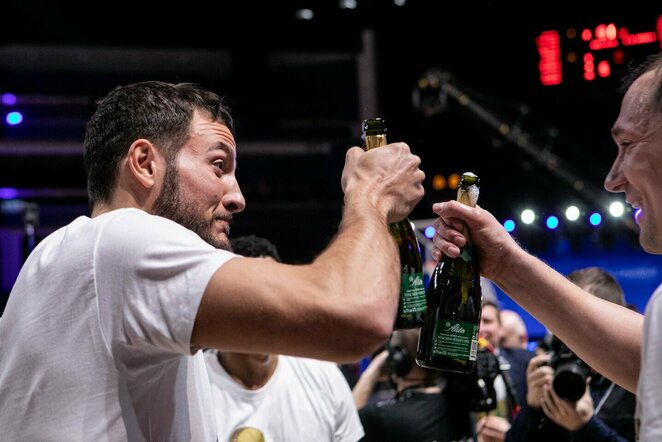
431, 320, 479, 361
400, 272, 426, 314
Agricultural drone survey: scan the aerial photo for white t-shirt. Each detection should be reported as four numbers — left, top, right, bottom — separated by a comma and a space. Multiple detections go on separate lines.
0, 208, 236, 441
204, 351, 365, 442
637, 283, 662, 441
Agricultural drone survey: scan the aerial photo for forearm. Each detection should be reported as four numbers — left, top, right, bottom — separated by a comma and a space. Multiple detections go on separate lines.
352, 350, 390, 408
494, 251, 642, 392
193, 197, 399, 361
312, 197, 400, 347
352, 367, 382, 408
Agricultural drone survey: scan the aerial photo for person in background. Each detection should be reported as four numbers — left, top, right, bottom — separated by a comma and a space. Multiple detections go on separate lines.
500, 310, 529, 351
0, 81, 425, 440
474, 300, 534, 442
507, 267, 636, 441
430, 52, 662, 440
205, 234, 364, 442
353, 328, 474, 442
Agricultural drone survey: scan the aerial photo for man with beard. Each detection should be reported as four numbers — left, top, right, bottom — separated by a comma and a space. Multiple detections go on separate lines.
0, 81, 425, 441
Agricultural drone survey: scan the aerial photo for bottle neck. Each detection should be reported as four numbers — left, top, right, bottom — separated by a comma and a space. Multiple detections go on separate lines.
364, 133, 387, 150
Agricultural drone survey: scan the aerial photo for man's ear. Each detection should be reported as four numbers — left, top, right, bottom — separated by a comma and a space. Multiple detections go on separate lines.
127, 139, 161, 189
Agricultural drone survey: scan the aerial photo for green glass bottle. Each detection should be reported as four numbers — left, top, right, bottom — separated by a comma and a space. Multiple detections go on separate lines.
416, 172, 482, 373
362, 118, 426, 329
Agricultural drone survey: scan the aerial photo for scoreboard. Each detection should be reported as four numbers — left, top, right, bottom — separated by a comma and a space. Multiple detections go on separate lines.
537, 14, 662, 86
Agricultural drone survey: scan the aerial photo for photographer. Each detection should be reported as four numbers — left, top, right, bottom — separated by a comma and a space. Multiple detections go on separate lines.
354, 329, 474, 442
506, 268, 636, 441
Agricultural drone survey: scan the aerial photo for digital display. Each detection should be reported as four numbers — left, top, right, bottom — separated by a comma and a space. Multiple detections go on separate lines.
536, 14, 662, 86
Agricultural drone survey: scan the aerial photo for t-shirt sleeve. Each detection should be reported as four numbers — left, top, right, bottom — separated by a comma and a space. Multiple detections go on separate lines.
325, 363, 365, 442
94, 211, 236, 369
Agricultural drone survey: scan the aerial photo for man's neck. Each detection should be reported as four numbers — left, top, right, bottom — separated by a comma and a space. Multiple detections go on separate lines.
217, 352, 278, 390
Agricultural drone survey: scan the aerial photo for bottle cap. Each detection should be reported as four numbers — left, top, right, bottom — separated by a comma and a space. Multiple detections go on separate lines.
362, 118, 387, 137
460, 172, 480, 188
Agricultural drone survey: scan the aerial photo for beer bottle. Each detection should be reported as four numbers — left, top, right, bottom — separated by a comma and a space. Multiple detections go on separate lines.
362, 118, 426, 329
416, 172, 482, 373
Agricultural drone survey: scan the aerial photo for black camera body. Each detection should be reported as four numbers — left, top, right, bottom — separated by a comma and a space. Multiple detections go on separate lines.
547, 335, 591, 402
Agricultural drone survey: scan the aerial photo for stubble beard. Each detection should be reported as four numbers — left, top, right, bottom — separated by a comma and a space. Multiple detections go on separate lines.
153, 165, 232, 251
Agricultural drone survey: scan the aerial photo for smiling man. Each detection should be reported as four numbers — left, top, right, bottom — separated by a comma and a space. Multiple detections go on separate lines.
0, 81, 425, 441
429, 52, 662, 441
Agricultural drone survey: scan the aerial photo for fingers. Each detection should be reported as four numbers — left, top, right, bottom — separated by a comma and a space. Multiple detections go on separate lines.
527, 353, 551, 376
430, 216, 466, 260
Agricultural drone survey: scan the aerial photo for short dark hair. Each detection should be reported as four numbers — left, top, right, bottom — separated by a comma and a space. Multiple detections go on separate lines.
566, 267, 625, 307
83, 81, 234, 209
230, 235, 281, 262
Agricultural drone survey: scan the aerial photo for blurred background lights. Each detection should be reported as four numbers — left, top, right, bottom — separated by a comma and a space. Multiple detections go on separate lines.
521, 209, 535, 224
0, 188, 19, 199
1, 93, 17, 106
424, 225, 436, 239
589, 212, 602, 226
609, 201, 625, 217
503, 219, 516, 232
5, 111, 23, 125
565, 205, 580, 221
294, 9, 314, 20
546, 215, 559, 229
338, 0, 357, 9
432, 174, 447, 190
448, 173, 461, 190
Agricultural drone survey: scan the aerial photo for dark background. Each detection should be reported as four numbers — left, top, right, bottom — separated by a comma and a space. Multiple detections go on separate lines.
2, 1, 662, 324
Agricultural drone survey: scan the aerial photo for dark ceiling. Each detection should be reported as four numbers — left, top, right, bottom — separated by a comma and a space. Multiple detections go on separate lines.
1, 0, 660, 262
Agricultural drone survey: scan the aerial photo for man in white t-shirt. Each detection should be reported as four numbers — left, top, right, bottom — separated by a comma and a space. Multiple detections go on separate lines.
430, 53, 662, 440
205, 235, 364, 441
0, 81, 424, 440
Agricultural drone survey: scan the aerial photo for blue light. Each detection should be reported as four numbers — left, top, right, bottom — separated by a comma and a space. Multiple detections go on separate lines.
1, 93, 17, 106
546, 215, 559, 229
424, 225, 435, 239
6, 111, 23, 125
589, 212, 602, 226
503, 219, 516, 232
0, 187, 19, 199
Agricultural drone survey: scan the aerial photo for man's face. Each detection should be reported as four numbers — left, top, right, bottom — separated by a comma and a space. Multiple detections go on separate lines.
153, 111, 245, 250
606, 71, 662, 254
479, 304, 501, 349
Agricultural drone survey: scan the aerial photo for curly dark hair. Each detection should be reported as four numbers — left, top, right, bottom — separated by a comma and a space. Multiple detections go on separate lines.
230, 235, 281, 262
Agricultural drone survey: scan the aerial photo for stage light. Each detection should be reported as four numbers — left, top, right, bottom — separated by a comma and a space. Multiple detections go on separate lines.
521, 209, 535, 224
295, 9, 314, 20
546, 215, 559, 229
589, 212, 602, 226
609, 201, 624, 217
339, 0, 357, 9
448, 173, 460, 189
1, 93, 17, 106
565, 205, 580, 221
5, 111, 23, 125
503, 219, 516, 232
0, 187, 19, 199
424, 225, 435, 239
432, 174, 447, 190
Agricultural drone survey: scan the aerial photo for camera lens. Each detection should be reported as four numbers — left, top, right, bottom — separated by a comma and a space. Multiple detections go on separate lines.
552, 362, 586, 402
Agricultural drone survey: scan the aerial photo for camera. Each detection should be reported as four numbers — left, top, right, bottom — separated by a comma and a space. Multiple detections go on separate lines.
546, 335, 591, 402
444, 347, 500, 413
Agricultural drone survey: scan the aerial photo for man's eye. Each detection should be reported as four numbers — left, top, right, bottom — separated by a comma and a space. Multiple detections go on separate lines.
213, 160, 224, 170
